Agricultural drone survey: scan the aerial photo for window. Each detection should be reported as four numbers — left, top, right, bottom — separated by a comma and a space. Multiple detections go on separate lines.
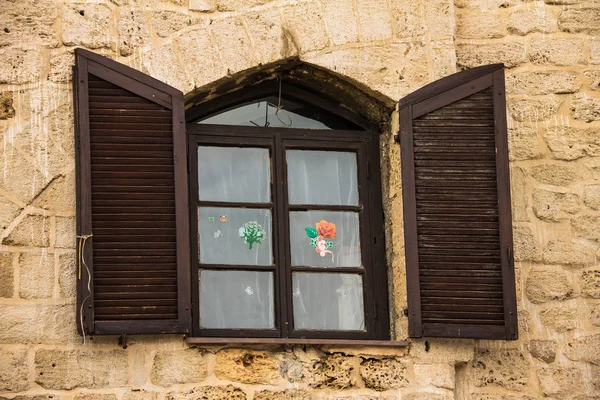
73, 48, 517, 341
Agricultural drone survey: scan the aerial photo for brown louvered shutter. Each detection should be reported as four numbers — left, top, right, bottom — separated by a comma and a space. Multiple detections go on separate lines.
74, 49, 191, 335
397, 64, 517, 340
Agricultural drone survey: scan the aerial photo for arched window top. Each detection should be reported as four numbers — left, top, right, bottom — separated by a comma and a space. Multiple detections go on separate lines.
196, 96, 360, 130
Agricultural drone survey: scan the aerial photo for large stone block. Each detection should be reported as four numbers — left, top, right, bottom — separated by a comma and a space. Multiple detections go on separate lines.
214, 0, 271, 10
281, 2, 329, 53
391, 0, 425, 38
253, 390, 311, 400
19, 252, 54, 299
513, 225, 539, 262
151, 10, 195, 38
0, 47, 43, 84
542, 239, 595, 266
324, 0, 358, 45
0, 92, 15, 119
74, 395, 117, 400
537, 367, 584, 397
58, 252, 76, 298
3, 215, 51, 247
532, 189, 580, 222
530, 164, 576, 186
177, 27, 226, 89
506, 71, 579, 95
511, 167, 529, 221
35, 349, 128, 390
303, 353, 359, 389
122, 392, 161, 400
572, 215, 600, 240
0, 348, 29, 392
508, 123, 542, 161
508, 98, 561, 122
62, 4, 112, 49
469, 349, 529, 391
246, 9, 297, 66
545, 125, 600, 160
584, 70, 600, 91
404, 393, 453, 400
525, 266, 573, 304
33, 174, 76, 213
584, 185, 600, 210
414, 363, 454, 389
0, 396, 62, 400
357, 0, 393, 42
456, 42, 526, 69
571, 94, 600, 122
529, 38, 586, 65
540, 306, 577, 332
508, 7, 557, 35
0, 0, 58, 47
558, 8, 600, 34
0, 252, 14, 298
360, 358, 409, 390
564, 334, 600, 365
117, 8, 151, 56
142, 46, 191, 93
211, 17, 258, 74
151, 348, 207, 387
456, 10, 506, 38
581, 268, 600, 298
528, 340, 556, 363
592, 40, 600, 64
410, 338, 474, 363
424, 0, 455, 39
56, 216, 75, 249
215, 348, 279, 385
166, 385, 247, 400
48, 51, 75, 83
0, 304, 75, 344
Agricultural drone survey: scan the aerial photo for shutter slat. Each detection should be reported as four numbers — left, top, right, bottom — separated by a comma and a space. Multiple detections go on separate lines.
400, 65, 517, 339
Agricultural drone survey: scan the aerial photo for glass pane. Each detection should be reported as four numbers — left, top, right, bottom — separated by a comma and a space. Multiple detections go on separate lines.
293, 273, 364, 331
199, 207, 272, 265
200, 270, 274, 329
198, 146, 270, 203
287, 150, 359, 206
197, 96, 359, 130
289, 211, 361, 267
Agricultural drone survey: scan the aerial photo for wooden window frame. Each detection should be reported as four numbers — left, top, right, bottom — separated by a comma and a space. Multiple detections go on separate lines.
185, 105, 390, 341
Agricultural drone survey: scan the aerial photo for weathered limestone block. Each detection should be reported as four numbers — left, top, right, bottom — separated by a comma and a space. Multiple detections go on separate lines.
537, 367, 584, 397
0, 304, 75, 344
177, 27, 225, 89
572, 215, 600, 240
424, 0, 455, 39
455, 0, 527, 7
414, 363, 454, 389
0, 194, 21, 233
58, 252, 76, 298
410, 338, 474, 363
357, 0, 393, 42
74, 395, 117, 400
508, 7, 557, 35
592, 40, 600, 65
530, 164, 576, 186
0, 0, 58, 47
525, 266, 573, 304
360, 358, 409, 390
253, 390, 311, 400
246, 9, 296, 66
0, 252, 14, 298
589, 303, 600, 326
513, 225, 539, 262
166, 385, 246, 400
532, 189, 580, 222
584, 71, 600, 91
529, 38, 585, 65
215, 0, 271, 10
19, 252, 54, 299
35, 349, 128, 390
558, 9, 600, 34
33, 174, 76, 213
511, 167, 529, 221
469, 349, 529, 391
506, 71, 579, 95
391, 1, 425, 38
62, 4, 112, 49
542, 239, 595, 266
189, 0, 215, 11
3, 215, 51, 247
142, 46, 190, 93
404, 393, 453, 400
323, 0, 358, 45
0, 149, 51, 205
151, 348, 207, 387
303, 353, 359, 389
564, 334, 600, 365
528, 340, 557, 363
281, 2, 329, 53
0, 396, 62, 400
456, 42, 526, 69
581, 268, 600, 298
584, 185, 600, 210
151, 10, 195, 38
56, 217, 75, 249
122, 392, 161, 400
0, 47, 43, 84
0, 92, 15, 119
211, 17, 258, 74
545, 126, 600, 160
49, 52, 75, 83
118, 8, 151, 56
508, 98, 561, 122
472, 395, 537, 400
540, 306, 577, 332
571, 94, 600, 122
0, 348, 29, 392
215, 349, 279, 385
456, 10, 506, 38
431, 43, 457, 80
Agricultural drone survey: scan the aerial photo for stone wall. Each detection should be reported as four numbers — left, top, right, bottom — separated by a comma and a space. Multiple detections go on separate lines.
0, 0, 599, 399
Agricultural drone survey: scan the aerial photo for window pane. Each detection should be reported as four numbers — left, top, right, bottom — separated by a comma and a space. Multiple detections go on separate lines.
287, 150, 359, 206
289, 211, 361, 267
200, 270, 274, 329
198, 146, 270, 203
293, 273, 364, 331
199, 207, 272, 265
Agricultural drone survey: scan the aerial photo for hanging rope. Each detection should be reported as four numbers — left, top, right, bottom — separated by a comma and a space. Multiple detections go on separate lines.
266, 77, 293, 127
77, 233, 93, 344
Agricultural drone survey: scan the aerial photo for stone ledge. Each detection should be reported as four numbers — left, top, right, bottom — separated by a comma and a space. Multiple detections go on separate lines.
185, 337, 410, 347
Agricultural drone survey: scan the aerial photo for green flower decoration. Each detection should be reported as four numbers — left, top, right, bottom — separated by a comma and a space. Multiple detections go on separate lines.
239, 221, 266, 250
305, 227, 319, 238
326, 241, 334, 249
309, 238, 318, 247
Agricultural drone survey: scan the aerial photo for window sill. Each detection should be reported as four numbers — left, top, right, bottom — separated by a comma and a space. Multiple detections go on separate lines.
185, 337, 409, 347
